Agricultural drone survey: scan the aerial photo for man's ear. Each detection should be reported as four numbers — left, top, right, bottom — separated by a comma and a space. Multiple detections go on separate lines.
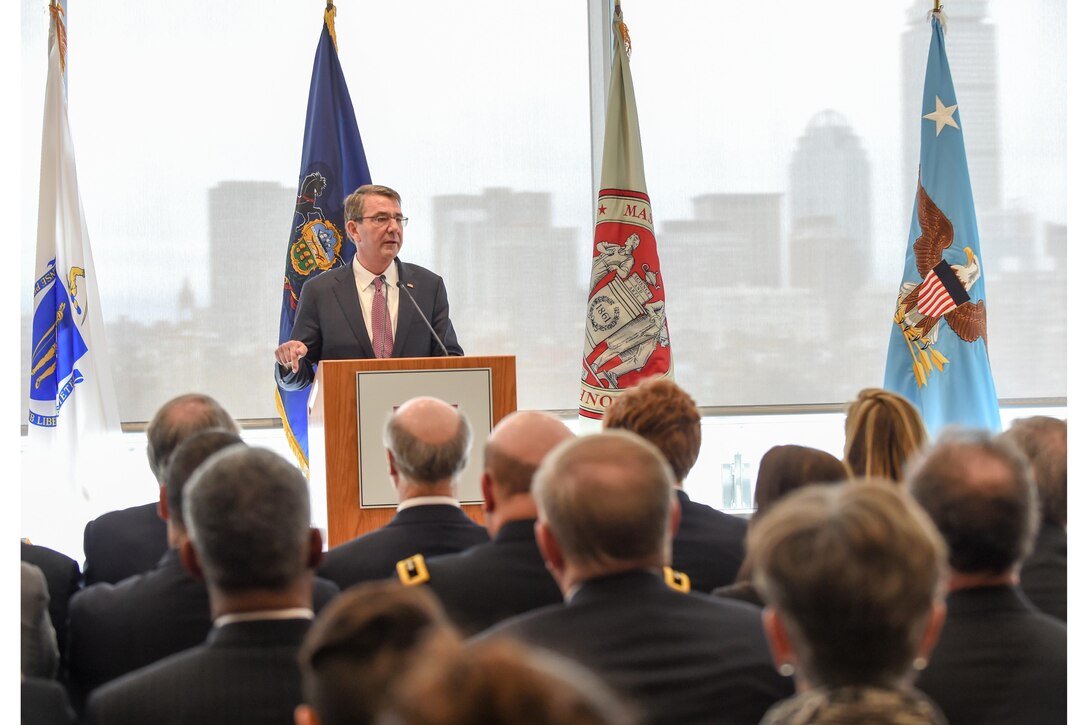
157, 485, 169, 522
179, 539, 205, 581
386, 449, 399, 481
294, 704, 320, 725
668, 495, 682, 539
762, 607, 795, 670
481, 472, 496, 513
307, 528, 324, 569
535, 520, 565, 575
917, 600, 947, 661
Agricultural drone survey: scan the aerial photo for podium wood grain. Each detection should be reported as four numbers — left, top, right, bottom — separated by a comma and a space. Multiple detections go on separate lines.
311, 355, 516, 548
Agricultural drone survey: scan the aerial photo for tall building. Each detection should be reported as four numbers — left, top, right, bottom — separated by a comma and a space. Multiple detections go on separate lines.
902, 0, 1002, 213
432, 188, 582, 410
787, 110, 872, 288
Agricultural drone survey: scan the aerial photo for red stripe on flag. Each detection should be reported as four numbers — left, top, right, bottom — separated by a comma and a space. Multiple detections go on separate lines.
917, 271, 958, 317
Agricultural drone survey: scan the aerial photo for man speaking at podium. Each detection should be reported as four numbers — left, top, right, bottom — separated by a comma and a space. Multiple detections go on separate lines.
275, 184, 463, 391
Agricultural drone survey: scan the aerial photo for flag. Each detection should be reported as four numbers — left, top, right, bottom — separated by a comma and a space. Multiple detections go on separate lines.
276, 5, 371, 472
579, 4, 672, 420
28, 2, 119, 480
883, 10, 1000, 433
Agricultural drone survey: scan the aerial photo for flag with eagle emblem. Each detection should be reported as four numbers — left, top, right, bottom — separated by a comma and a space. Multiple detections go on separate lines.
883, 9, 1000, 433
276, 4, 371, 472
579, 3, 672, 420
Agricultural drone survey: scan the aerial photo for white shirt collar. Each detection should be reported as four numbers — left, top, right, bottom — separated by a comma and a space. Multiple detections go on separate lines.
397, 495, 462, 512
213, 608, 314, 628
352, 255, 398, 288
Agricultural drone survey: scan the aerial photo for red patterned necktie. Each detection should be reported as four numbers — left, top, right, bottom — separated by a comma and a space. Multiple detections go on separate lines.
372, 276, 392, 358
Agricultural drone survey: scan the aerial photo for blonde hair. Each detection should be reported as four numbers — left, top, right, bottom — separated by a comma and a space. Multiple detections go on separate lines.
844, 388, 928, 482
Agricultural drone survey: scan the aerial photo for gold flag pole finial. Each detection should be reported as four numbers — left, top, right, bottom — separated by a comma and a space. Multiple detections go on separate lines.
324, 1, 339, 53
48, 0, 68, 73
614, 0, 632, 57
933, 0, 941, 11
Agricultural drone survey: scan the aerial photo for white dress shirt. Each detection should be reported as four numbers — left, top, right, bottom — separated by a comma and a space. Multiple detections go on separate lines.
352, 256, 400, 348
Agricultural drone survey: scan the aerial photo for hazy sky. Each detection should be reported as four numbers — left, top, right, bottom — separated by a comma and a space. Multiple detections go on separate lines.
17, 0, 1066, 319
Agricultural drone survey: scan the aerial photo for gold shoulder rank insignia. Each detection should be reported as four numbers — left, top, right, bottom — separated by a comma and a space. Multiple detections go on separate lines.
663, 566, 691, 593
396, 554, 430, 586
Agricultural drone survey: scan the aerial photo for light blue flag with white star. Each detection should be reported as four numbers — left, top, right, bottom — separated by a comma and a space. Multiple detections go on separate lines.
883, 11, 1000, 434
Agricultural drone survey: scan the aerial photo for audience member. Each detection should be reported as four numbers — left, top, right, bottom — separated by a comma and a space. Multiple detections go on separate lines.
21, 676, 77, 725
21, 562, 59, 679
1000, 416, 1067, 621
714, 445, 848, 607
601, 378, 747, 593
908, 430, 1066, 724
843, 388, 927, 482
87, 446, 325, 724
20, 539, 80, 678
751, 483, 948, 724
319, 396, 487, 589
379, 638, 637, 725
69, 430, 341, 709
82, 393, 238, 585
399, 410, 569, 633
483, 431, 791, 725
295, 581, 458, 725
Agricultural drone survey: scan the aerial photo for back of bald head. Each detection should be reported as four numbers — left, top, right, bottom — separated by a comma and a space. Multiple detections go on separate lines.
532, 431, 676, 569
907, 429, 1039, 575
383, 397, 472, 484
146, 393, 239, 482
484, 411, 573, 497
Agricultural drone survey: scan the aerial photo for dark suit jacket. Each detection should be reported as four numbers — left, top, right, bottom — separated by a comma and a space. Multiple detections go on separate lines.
67, 549, 339, 712
915, 585, 1066, 725
319, 504, 488, 590
85, 618, 312, 725
1019, 522, 1066, 622
21, 677, 77, 725
672, 490, 748, 593
82, 502, 167, 586
276, 258, 463, 391
20, 541, 80, 678
482, 570, 792, 725
420, 519, 562, 635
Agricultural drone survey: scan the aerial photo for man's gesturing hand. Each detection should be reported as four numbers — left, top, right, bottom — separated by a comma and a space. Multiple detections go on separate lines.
275, 340, 309, 373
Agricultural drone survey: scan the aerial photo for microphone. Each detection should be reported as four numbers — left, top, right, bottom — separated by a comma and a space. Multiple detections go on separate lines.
396, 280, 450, 356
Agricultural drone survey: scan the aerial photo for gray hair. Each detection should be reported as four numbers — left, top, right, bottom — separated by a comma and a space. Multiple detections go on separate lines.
383, 410, 472, 484
999, 416, 1067, 527
146, 393, 239, 483
183, 446, 312, 593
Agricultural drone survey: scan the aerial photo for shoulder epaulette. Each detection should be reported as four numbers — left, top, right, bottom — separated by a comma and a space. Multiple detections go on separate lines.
663, 566, 691, 593
396, 554, 430, 586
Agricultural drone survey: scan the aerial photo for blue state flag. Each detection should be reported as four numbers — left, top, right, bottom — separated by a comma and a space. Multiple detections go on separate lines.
884, 11, 1000, 434
29, 2, 119, 445
276, 6, 371, 472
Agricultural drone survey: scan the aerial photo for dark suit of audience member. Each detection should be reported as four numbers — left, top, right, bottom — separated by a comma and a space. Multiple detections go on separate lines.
20, 540, 80, 677
86, 446, 327, 724
82, 502, 167, 586
915, 585, 1065, 725
22, 677, 77, 725
416, 520, 561, 635
82, 393, 240, 586
68, 548, 338, 708
321, 502, 487, 589
1000, 416, 1067, 623
402, 411, 571, 634
21, 562, 59, 679
1018, 521, 1066, 621
909, 429, 1067, 725
672, 489, 747, 592
601, 377, 747, 592
482, 432, 790, 725
319, 396, 487, 590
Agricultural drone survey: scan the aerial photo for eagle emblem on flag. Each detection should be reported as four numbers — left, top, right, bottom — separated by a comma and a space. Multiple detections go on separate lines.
893, 180, 988, 388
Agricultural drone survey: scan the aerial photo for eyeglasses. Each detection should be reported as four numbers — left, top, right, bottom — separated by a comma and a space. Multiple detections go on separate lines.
354, 214, 409, 228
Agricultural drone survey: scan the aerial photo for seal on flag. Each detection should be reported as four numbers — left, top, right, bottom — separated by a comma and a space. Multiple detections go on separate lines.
284, 171, 349, 310
893, 180, 988, 388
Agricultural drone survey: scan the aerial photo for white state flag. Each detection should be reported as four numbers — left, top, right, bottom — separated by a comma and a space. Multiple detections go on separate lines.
27, 4, 119, 507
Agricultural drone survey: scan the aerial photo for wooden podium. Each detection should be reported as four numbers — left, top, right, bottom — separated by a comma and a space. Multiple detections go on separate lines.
309, 355, 516, 548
